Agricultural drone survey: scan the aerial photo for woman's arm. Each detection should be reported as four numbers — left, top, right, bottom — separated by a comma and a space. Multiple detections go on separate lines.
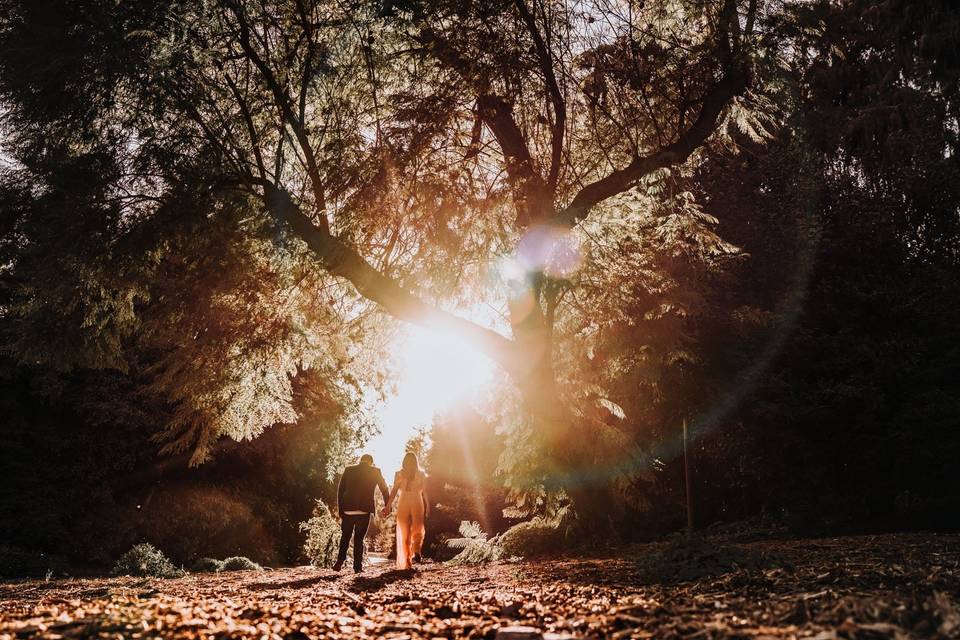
421, 488, 430, 518
380, 473, 400, 517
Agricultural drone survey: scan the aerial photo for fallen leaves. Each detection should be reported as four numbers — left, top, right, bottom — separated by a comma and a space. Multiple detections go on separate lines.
0, 533, 958, 639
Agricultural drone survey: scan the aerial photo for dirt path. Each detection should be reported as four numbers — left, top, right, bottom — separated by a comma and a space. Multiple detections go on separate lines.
1, 534, 958, 639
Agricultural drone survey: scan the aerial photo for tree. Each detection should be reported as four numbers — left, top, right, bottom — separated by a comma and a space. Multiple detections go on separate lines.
4, 0, 960, 542
0, 0, 758, 522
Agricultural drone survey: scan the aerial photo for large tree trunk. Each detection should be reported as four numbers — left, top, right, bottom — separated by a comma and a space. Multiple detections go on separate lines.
517, 367, 621, 537
508, 282, 620, 535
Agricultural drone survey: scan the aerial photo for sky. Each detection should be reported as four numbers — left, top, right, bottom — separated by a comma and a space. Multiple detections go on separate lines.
363, 323, 496, 473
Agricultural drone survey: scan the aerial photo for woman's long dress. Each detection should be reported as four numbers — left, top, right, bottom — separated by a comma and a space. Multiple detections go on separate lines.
394, 470, 426, 570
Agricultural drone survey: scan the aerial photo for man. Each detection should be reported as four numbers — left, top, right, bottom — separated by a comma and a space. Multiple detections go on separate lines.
334, 453, 389, 572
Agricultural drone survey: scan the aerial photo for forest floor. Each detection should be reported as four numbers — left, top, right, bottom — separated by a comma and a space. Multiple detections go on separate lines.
1, 533, 958, 639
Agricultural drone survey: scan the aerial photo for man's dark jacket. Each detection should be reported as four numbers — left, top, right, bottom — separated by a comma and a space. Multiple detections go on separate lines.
337, 463, 389, 514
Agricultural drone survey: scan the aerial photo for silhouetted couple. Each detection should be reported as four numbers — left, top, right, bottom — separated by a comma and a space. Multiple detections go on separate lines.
334, 452, 430, 572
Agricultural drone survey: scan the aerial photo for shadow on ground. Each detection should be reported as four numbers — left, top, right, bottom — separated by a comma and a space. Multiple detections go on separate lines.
248, 573, 341, 591
349, 569, 417, 593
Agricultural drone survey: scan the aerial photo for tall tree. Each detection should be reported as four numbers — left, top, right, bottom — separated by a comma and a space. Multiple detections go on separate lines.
0, 0, 759, 519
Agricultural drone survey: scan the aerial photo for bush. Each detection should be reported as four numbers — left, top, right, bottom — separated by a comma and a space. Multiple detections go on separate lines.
220, 556, 262, 571
300, 501, 340, 568
500, 506, 576, 559
191, 557, 224, 573
373, 510, 396, 558
112, 543, 184, 578
126, 486, 277, 566
447, 521, 502, 565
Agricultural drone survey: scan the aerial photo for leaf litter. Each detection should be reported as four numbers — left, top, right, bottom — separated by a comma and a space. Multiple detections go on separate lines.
0, 533, 957, 639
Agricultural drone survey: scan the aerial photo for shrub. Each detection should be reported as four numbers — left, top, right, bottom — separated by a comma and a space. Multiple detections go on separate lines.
220, 556, 262, 572
112, 543, 184, 578
373, 510, 396, 558
191, 557, 224, 573
499, 519, 561, 558
300, 501, 341, 568
128, 486, 278, 566
499, 506, 576, 559
447, 521, 502, 565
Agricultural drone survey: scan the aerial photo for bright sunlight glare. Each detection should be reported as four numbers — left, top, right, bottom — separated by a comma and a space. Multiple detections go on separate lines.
366, 324, 496, 473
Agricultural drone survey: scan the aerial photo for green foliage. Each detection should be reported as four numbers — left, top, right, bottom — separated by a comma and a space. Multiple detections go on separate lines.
421, 407, 512, 558
404, 427, 431, 459
220, 556, 262, 572
446, 521, 502, 565
0, 355, 361, 572
1, 0, 959, 554
500, 507, 576, 559
445, 509, 578, 564
112, 543, 184, 578
299, 501, 341, 568
188, 556, 262, 572
0, 0, 752, 476
374, 510, 398, 559
191, 557, 224, 573
122, 485, 277, 567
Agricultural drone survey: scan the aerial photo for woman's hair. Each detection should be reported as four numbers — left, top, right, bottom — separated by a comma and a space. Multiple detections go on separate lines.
401, 451, 419, 482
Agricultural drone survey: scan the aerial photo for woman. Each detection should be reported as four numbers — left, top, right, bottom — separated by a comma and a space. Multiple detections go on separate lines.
380, 452, 429, 569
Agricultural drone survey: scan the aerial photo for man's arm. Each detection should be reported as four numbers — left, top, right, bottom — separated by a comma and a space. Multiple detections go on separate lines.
336, 469, 348, 516
377, 471, 390, 505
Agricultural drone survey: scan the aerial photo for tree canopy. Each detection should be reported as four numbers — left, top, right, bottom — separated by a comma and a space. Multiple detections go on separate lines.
1, 0, 959, 542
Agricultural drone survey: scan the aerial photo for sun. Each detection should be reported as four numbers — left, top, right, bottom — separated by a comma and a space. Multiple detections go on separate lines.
366, 323, 497, 472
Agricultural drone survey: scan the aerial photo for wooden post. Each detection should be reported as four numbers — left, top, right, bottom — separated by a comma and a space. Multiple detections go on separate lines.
683, 417, 694, 531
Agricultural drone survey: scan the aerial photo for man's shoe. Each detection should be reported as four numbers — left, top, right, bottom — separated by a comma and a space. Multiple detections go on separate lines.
353, 565, 363, 574
333, 559, 344, 572
413, 553, 422, 564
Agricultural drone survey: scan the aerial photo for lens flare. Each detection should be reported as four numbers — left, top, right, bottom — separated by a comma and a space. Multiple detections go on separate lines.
516, 224, 583, 278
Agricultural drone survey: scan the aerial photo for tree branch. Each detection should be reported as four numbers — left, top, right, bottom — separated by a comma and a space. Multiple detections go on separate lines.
513, 0, 566, 190
554, 67, 749, 228
417, 26, 552, 226
477, 93, 552, 226
260, 183, 522, 375
228, 2, 330, 231
224, 73, 267, 181
745, 0, 759, 38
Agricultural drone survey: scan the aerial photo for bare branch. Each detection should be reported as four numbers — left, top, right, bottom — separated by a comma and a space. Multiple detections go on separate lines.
513, 0, 566, 190
227, 1, 330, 231
555, 68, 749, 228
224, 74, 267, 181
745, 0, 759, 38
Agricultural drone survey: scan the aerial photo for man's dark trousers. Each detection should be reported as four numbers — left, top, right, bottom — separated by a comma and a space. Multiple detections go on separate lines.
336, 461, 388, 571
337, 513, 371, 570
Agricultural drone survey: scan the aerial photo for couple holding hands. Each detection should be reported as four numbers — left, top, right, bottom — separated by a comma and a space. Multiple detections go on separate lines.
334, 452, 429, 572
